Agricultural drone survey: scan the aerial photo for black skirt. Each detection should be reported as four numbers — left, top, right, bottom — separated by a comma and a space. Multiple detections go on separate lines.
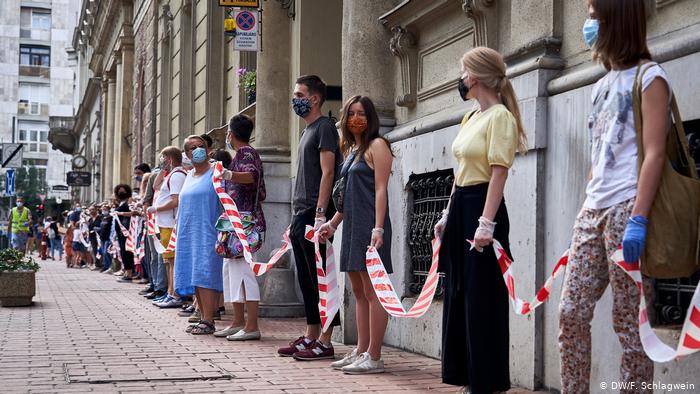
439, 183, 511, 393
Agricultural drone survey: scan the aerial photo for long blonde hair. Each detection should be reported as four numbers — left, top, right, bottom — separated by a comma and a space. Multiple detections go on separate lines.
461, 47, 528, 153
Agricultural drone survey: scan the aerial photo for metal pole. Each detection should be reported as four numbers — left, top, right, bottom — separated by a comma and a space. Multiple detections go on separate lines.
12, 116, 16, 143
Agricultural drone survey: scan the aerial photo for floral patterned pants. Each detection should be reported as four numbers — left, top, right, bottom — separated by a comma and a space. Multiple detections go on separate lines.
559, 198, 653, 394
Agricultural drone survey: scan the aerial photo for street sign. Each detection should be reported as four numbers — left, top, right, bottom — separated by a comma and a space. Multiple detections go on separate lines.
66, 171, 91, 186
234, 9, 259, 52
52, 185, 69, 191
1, 143, 23, 168
219, 0, 258, 7
5, 169, 15, 196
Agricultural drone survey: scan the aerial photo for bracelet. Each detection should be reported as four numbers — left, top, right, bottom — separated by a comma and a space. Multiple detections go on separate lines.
372, 227, 384, 235
314, 216, 326, 222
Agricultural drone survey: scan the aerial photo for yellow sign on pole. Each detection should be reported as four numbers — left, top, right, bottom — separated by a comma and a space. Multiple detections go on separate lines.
218, 0, 259, 7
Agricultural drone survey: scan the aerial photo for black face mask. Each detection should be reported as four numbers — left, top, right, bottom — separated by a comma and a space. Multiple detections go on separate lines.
117, 191, 130, 200
457, 78, 469, 101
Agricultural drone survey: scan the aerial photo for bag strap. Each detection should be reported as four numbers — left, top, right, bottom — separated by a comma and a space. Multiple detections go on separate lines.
632, 63, 699, 179
339, 151, 357, 180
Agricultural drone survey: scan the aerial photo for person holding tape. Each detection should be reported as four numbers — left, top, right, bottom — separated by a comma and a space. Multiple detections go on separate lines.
433, 46, 528, 394
173, 135, 224, 335
148, 146, 187, 308
216, 114, 267, 341
277, 75, 343, 360
317, 95, 394, 374
558, 1, 671, 392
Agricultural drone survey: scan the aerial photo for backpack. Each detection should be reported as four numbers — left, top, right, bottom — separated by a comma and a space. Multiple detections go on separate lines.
632, 64, 700, 278
48, 227, 56, 239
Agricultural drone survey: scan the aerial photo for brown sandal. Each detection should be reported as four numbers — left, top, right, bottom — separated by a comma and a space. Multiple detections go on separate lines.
190, 320, 215, 335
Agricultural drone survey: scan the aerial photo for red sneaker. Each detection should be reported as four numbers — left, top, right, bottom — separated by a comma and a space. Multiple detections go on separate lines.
292, 340, 335, 361
277, 336, 312, 357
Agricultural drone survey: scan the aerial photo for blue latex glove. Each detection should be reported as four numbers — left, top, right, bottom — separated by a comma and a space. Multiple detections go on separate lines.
622, 215, 648, 263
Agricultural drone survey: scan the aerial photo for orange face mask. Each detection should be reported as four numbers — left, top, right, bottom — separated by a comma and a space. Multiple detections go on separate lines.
347, 117, 368, 134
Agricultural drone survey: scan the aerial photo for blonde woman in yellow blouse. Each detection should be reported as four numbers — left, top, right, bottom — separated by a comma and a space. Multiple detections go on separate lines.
433, 47, 527, 394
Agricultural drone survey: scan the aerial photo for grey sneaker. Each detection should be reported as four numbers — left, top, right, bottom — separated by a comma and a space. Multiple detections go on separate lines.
157, 297, 183, 308
341, 352, 384, 374
330, 348, 359, 370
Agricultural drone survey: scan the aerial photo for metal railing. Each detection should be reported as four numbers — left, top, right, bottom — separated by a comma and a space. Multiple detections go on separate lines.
407, 170, 453, 297
19, 65, 50, 78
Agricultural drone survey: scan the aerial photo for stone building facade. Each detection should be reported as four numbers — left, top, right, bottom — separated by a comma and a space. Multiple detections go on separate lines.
67, 0, 700, 391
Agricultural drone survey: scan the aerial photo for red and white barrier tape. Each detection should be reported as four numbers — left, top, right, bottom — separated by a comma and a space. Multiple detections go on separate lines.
212, 161, 290, 276
489, 240, 569, 315
305, 226, 340, 332
486, 239, 700, 362
611, 248, 700, 362
365, 238, 442, 318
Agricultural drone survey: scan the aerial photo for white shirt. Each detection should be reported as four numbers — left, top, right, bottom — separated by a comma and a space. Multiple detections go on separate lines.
583, 63, 670, 209
155, 167, 187, 228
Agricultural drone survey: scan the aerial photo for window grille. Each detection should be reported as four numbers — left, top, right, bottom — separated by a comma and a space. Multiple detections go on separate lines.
407, 170, 453, 297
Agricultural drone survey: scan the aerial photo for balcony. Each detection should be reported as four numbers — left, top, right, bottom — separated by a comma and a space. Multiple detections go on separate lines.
19, 65, 50, 78
20, 28, 51, 42
17, 101, 49, 116
48, 116, 76, 154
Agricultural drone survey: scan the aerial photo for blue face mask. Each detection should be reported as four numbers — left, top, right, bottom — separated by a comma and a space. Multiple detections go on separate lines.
582, 18, 599, 48
192, 147, 207, 163
292, 97, 312, 118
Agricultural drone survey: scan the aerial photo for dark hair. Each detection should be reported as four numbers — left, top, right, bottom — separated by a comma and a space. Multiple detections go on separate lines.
589, 0, 651, 70
229, 114, 254, 143
134, 163, 151, 173
339, 95, 392, 157
199, 133, 213, 149
113, 184, 132, 200
212, 149, 233, 168
295, 75, 327, 105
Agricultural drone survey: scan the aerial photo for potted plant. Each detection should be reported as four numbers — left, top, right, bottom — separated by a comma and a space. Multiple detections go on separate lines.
0, 248, 40, 306
237, 68, 256, 105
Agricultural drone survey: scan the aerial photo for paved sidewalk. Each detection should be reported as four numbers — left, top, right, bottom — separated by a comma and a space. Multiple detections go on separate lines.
0, 257, 543, 393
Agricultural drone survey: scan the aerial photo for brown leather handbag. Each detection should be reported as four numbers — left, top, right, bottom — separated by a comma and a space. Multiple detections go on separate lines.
632, 64, 700, 278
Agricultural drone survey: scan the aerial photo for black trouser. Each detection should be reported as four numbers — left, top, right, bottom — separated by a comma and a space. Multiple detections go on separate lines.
290, 209, 341, 327
117, 232, 135, 271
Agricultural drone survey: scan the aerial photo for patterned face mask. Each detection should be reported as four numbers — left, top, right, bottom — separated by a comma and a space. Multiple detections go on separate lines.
292, 97, 312, 118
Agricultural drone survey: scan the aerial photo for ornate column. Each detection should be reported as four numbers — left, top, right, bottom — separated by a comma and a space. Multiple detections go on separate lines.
342, 0, 400, 128
113, 32, 135, 187
105, 77, 117, 196
253, 0, 302, 318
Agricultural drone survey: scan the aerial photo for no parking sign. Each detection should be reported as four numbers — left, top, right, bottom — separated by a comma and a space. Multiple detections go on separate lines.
234, 9, 259, 51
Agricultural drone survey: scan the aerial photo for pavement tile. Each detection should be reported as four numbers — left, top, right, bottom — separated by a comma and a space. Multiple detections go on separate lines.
0, 255, 547, 394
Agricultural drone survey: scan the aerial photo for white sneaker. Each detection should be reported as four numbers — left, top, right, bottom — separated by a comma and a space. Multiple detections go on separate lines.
113, 270, 124, 276
330, 348, 359, 370
341, 352, 384, 374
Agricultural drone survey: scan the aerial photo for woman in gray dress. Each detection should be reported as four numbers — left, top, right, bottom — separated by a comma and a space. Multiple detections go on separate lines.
318, 95, 393, 375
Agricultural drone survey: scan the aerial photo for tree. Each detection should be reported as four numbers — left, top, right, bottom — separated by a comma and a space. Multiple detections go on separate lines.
14, 166, 48, 219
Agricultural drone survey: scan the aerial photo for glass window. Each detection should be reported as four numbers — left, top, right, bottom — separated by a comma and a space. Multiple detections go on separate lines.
19, 130, 27, 141
20, 46, 50, 67
32, 10, 51, 30
30, 130, 37, 141
40, 131, 48, 142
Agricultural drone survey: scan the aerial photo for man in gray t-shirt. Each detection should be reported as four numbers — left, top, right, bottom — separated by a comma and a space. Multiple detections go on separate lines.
278, 75, 342, 361
293, 116, 342, 215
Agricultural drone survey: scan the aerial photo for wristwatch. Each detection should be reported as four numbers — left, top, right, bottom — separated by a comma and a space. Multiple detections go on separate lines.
315, 207, 326, 215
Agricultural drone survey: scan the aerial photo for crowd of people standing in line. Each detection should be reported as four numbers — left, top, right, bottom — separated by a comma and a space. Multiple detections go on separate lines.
26, 0, 682, 391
